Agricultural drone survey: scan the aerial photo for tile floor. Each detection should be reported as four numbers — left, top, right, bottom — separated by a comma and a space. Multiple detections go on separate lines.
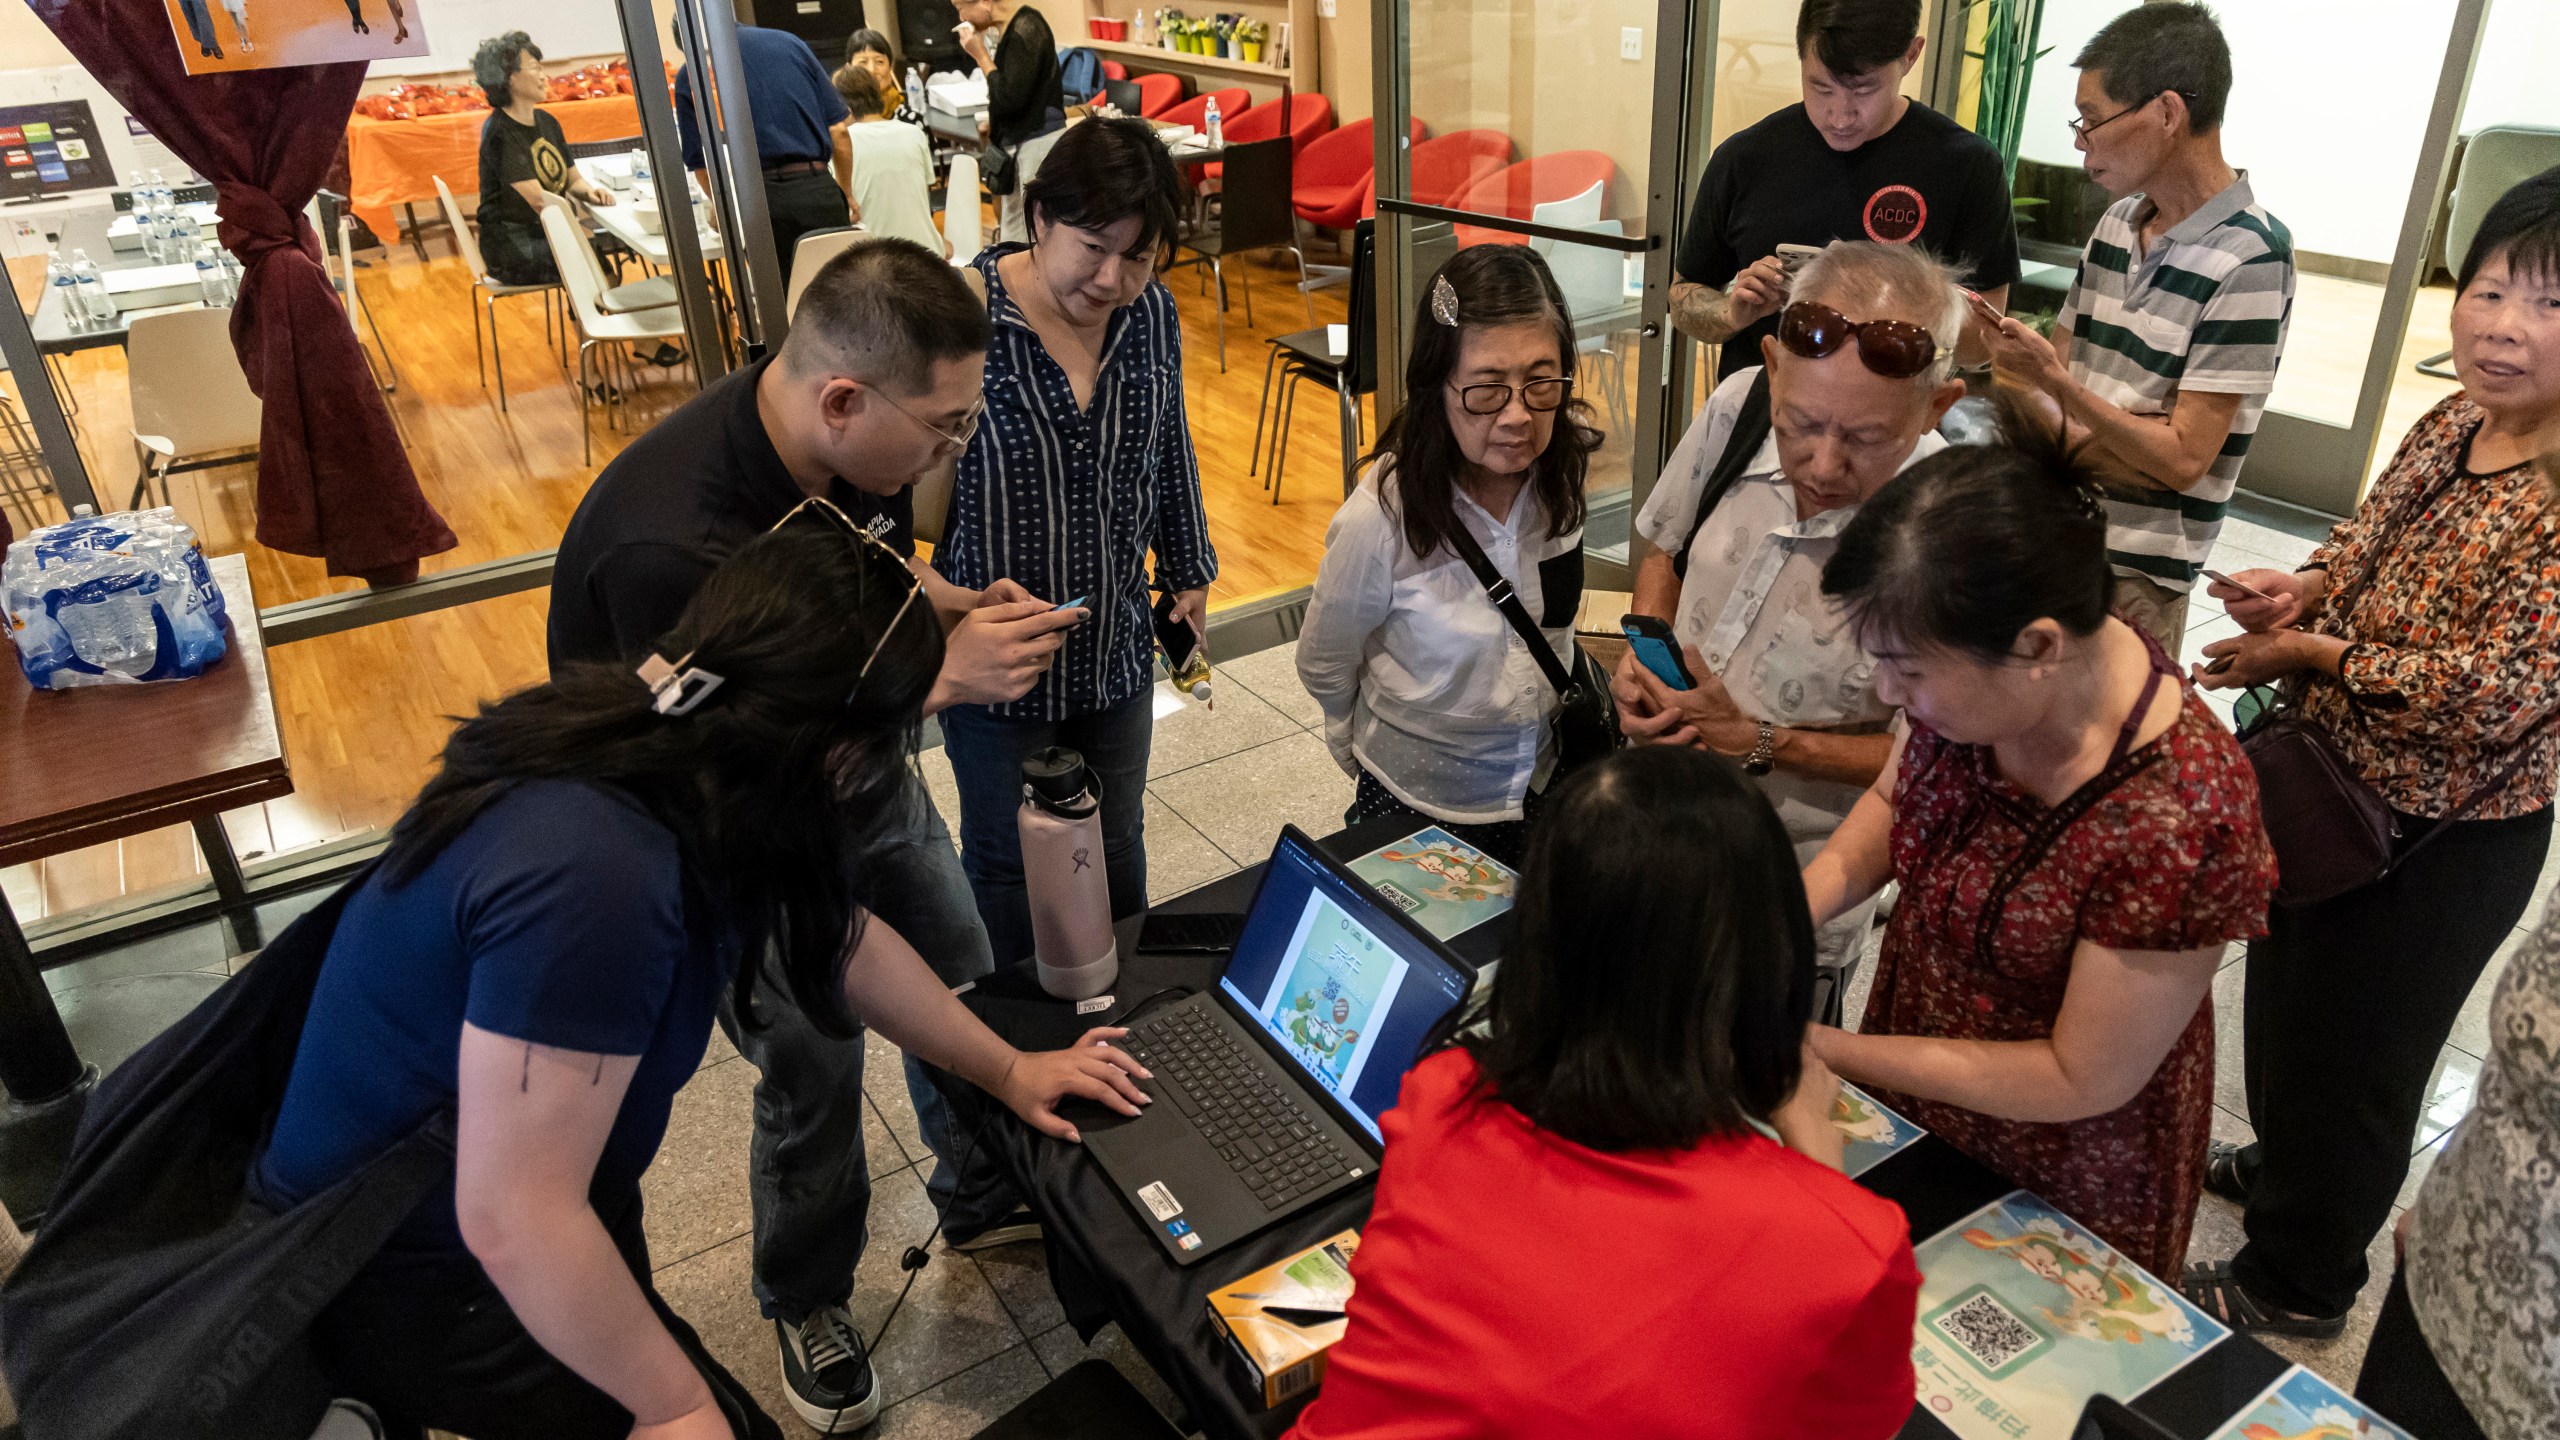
35, 505, 2551, 1429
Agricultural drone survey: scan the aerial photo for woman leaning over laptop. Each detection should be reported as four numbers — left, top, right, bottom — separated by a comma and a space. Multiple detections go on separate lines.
1288, 745, 1921, 1440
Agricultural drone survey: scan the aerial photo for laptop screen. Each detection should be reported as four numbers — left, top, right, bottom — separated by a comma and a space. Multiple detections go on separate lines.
1219, 832, 1473, 1142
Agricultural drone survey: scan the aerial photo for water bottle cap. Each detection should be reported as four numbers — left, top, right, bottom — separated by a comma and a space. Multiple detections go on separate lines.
1021, 746, 1100, 816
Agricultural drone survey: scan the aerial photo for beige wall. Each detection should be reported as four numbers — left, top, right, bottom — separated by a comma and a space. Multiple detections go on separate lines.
1, 2, 77, 68
1319, 0, 1370, 123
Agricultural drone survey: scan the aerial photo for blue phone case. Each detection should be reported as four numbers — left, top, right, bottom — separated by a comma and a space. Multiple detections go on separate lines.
1627, 633, 1694, 690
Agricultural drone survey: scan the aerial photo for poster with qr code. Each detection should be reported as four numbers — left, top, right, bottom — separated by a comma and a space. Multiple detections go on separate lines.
1346, 828, 1517, 941
1910, 1192, 2228, 1439
2205, 1365, 2416, 1440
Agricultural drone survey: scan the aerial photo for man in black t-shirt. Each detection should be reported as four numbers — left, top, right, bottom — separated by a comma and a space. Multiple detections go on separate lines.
470, 32, 623, 287
1672, 0, 2019, 380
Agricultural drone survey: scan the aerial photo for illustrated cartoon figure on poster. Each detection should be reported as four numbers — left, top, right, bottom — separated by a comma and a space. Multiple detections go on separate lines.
1373, 839, 1512, 906
1834, 1087, 1900, 1146
1960, 1224, 2196, 1346
1284, 981, 1362, 1085
2231, 1424, 2359, 1440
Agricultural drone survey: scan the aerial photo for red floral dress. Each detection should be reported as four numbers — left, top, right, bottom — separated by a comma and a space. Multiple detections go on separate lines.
1861, 685, 2276, 1277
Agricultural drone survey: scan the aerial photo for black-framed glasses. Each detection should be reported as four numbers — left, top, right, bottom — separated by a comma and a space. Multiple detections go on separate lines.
2068, 89, 2192, 141
767, 495, 926, 704
1448, 377, 1572, 415
872, 388, 984, 454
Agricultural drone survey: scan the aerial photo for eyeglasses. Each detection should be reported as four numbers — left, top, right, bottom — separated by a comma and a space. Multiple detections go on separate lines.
767, 495, 927, 704
871, 387, 984, 454
1447, 377, 1573, 415
1776, 301, 1941, 380
2067, 89, 2191, 141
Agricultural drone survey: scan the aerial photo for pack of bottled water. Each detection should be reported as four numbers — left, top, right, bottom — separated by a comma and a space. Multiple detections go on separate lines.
2, 507, 231, 689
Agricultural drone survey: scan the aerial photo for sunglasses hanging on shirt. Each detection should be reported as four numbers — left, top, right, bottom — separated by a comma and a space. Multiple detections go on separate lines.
1776, 301, 1942, 380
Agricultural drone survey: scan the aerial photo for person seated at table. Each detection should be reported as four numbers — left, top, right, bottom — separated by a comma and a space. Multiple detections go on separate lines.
841, 29, 919, 125
831, 64, 942, 254
1288, 745, 1920, 1439
1296, 245, 1601, 867
1799, 417, 2277, 1278
470, 31, 619, 288
254, 521, 1152, 1440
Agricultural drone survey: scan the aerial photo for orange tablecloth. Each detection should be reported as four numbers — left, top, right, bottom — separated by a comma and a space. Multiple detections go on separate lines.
345, 95, 644, 242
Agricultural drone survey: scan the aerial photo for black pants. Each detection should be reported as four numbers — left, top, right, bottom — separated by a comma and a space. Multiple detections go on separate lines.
764, 167, 851, 287
316, 1197, 779, 1440
2355, 1270, 2489, 1440
2230, 805, 2551, 1316
1346, 767, 1545, 870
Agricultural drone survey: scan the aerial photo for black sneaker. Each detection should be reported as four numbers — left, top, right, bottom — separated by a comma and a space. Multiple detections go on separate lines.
945, 1205, 1043, 1253
776, 1306, 879, 1433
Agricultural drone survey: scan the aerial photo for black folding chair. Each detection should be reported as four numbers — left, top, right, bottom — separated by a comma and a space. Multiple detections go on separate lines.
1166, 137, 1308, 371
1251, 218, 1374, 505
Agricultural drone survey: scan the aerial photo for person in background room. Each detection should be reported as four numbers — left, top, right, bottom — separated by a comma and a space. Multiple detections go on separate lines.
831, 65, 943, 255
671, 16, 851, 286
1799, 420, 2277, 1279
1296, 244, 1600, 867
471, 32, 620, 288
841, 30, 918, 125
1288, 746, 1920, 1440
954, 0, 1064, 243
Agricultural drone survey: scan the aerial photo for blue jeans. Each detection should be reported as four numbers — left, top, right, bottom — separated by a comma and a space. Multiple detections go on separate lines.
718, 779, 1007, 1323
940, 691, 1154, 967
176, 0, 220, 47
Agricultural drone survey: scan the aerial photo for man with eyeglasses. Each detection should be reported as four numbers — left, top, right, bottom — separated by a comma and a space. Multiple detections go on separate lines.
549, 238, 1080, 1434
1983, 1, 2295, 653
1617, 241, 1966, 1002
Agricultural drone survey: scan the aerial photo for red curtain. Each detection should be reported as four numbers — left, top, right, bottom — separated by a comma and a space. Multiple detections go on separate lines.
31, 0, 456, 585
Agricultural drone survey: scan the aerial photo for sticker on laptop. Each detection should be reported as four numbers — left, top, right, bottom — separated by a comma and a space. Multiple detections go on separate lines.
1177, 1232, 1203, 1250
1076, 995, 1115, 1015
1138, 1181, 1184, 1222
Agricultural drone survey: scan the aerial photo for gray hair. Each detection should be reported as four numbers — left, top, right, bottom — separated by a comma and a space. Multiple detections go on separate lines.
471, 31, 541, 109
1785, 240, 1968, 387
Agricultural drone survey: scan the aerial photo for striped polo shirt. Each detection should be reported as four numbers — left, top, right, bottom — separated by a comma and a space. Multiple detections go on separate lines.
2056, 171, 2295, 591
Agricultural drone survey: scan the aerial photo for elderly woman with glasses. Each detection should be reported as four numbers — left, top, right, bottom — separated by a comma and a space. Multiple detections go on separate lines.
1296, 244, 1602, 866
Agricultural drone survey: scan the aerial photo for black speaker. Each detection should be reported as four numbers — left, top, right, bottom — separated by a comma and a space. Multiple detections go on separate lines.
748, 0, 868, 69
897, 0, 964, 68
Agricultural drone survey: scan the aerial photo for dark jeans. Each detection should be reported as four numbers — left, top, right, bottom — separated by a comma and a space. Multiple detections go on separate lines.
317, 1197, 777, 1440
721, 782, 1007, 1323
941, 690, 1154, 968
764, 168, 852, 286
2231, 805, 2552, 1316
2356, 1270, 2489, 1440
175, 0, 218, 48
1346, 766, 1544, 869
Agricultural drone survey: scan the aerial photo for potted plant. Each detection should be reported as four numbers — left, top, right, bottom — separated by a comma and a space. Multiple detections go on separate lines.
1236, 17, 1265, 63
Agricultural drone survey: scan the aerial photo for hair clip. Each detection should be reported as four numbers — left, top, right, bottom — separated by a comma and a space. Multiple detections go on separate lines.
637, 651, 726, 716
1429, 274, 1460, 327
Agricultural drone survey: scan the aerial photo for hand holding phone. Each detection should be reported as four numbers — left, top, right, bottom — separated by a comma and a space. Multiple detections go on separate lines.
1621, 615, 1696, 691
1962, 288, 2005, 328
1775, 243, 1823, 278
2201, 568, 2273, 604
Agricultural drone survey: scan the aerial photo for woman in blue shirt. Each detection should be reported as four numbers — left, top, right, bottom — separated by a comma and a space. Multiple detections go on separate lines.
259, 514, 1152, 1440
939, 117, 1218, 966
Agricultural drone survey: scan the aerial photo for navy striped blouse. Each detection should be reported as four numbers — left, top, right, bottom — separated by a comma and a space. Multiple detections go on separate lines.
941, 244, 1218, 721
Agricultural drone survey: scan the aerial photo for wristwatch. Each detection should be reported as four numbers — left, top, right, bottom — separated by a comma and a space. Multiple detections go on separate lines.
1742, 721, 1778, 776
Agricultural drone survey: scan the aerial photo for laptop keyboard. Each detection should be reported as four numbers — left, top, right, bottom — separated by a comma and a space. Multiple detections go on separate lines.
1126, 1004, 1365, 1211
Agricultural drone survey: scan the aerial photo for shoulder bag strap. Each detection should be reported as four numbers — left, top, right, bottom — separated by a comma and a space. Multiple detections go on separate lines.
2393, 706, 2560, 869
1672, 367, 1774, 580
1445, 520, 1579, 701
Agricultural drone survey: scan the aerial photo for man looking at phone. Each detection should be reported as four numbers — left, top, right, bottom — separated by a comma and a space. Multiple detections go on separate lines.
1983, 2, 2294, 653
1618, 243, 1965, 989
1670, 0, 2018, 381
551, 239, 1081, 1432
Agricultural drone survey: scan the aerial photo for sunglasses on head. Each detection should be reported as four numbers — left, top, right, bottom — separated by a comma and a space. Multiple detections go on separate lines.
1777, 300, 1942, 380
767, 496, 927, 706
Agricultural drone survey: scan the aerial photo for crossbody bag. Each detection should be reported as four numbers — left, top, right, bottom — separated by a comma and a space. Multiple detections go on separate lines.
1443, 522, 1620, 780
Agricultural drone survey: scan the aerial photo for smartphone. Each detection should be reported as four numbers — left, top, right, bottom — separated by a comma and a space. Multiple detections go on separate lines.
1053, 595, 1089, 612
1138, 910, 1246, 953
1621, 615, 1696, 691
2201, 568, 2275, 604
1963, 288, 2006, 326
1776, 242, 1823, 277
1153, 589, 1200, 670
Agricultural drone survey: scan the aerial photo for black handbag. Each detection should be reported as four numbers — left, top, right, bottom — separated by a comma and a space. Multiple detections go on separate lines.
1444, 524, 1620, 780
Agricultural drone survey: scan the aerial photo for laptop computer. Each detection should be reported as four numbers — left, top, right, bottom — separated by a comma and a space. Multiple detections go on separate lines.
2070, 1397, 2181, 1440
1081, 825, 1476, 1266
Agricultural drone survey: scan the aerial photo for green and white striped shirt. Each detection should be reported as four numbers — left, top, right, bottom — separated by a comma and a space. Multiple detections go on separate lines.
2055, 171, 2295, 591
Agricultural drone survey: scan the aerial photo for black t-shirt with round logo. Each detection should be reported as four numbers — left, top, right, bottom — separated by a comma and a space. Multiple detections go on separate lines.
476, 107, 575, 243
1676, 101, 2020, 381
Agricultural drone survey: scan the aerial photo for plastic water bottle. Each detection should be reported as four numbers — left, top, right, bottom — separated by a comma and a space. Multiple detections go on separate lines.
194, 241, 224, 306
70, 250, 116, 322
1203, 96, 1222, 148
632, 147, 651, 184
53, 569, 161, 678
45, 251, 80, 328
217, 246, 243, 302
904, 66, 925, 115
171, 207, 202, 263
1019, 748, 1119, 1000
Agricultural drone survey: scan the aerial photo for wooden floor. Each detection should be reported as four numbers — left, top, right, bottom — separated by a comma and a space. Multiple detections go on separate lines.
0, 242, 2451, 927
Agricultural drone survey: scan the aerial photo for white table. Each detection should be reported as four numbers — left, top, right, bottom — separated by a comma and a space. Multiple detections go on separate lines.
574, 155, 726, 266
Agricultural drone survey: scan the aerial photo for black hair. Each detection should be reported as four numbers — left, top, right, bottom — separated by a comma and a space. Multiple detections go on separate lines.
2073, 2, 2232, 135
2457, 165, 2560, 293
834, 62, 889, 120
1794, 0, 1922, 79
470, 31, 542, 109
385, 523, 942, 1038
783, 237, 991, 390
1365, 244, 1598, 563
1432, 747, 1816, 1152
1822, 396, 2113, 662
1023, 116, 1186, 258
844, 27, 897, 66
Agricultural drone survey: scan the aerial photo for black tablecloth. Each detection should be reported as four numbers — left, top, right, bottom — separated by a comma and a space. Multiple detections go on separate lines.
942, 818, 2288, 1440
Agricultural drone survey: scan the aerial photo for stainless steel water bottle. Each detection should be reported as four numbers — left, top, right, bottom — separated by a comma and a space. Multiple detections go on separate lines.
1020, 747, 1119, 1000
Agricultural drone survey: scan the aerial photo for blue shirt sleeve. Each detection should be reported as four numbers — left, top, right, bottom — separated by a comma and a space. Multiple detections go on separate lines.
674, 66, 705, 173
806, 43, 850, 127
455, 782, 691, 1057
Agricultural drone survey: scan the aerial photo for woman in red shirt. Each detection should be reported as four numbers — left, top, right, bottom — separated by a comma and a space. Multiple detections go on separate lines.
1288, 745, 1920, 1440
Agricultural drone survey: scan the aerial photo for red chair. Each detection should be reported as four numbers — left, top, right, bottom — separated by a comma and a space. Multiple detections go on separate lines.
1156, 86, 1251, 135
1292, 117, 1426, 231
1201, 93, 1332, 181
1134, 72, 1187, 118
1450, 150, 1619, 246
1101, 60, 1128, 80
1408, 128, 1513, 206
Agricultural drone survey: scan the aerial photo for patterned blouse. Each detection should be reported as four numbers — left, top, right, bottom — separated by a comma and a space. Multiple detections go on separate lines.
2405, 903, 2560, 1439
1864, 686, 2276, 1276
2296, 393, 2560, 819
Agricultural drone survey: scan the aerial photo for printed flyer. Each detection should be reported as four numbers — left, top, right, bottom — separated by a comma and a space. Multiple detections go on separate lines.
2206, 1366, 2417, 1440
1834, 1083, 1927, 1178
1346, 826, 1516, 941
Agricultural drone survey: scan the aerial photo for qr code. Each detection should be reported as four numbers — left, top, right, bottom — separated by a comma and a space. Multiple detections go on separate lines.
1933, 1291, 2042, 1373
1372, 882, 1424, 915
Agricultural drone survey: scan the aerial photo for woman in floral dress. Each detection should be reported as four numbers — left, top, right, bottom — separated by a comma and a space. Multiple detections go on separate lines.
1800, 429, 2276, 1277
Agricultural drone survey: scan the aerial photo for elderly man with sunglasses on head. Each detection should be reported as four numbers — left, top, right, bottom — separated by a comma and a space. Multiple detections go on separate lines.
1616, 239, 1965, 1002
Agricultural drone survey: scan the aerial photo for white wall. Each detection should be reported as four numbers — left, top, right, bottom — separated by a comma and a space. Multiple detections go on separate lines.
2461, 0, 2560, 133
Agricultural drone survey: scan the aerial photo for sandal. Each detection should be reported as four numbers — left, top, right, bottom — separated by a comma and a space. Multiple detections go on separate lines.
2180, 1260, 2345, 1339
2203, 1140, 2251, 1204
